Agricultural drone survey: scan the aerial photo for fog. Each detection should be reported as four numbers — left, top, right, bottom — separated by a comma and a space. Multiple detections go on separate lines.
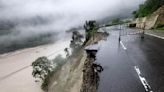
0, 0, 145, 53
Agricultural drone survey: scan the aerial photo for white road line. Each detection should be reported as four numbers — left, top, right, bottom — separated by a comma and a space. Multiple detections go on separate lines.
134, 66, 153, 92
145, 33, 164, 40
120, 41, 127, 50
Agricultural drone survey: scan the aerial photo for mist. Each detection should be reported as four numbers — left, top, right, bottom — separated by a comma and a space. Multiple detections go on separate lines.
0, 0, 145, 53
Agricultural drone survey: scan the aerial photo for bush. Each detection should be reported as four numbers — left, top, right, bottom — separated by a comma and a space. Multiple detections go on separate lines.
70, 31, 83, 53
84, 20, 99, 43
32, 56, 54, 81
42, 55, 66, 90
32, 55, 66, 91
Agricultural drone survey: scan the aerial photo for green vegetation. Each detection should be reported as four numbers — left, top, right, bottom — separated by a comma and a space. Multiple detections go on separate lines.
70, 31, 83, 53
158, 27, 164, 30
41, 55, 66, 90
32, 55, 66, 91
84, 20, 99, 42
156, 24, 164, 30
32, 57, 54, 81
32, 30, 85, 91
32, 56, 54, 91
132, 0, 164, 18
111, 18, 123, 25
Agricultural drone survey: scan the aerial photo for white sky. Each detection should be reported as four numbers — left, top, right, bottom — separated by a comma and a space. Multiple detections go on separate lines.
0, 0, 146, 48
0, 0, 145, 33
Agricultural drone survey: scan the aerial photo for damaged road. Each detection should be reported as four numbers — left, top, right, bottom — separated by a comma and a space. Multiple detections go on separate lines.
48, 32, 108, 92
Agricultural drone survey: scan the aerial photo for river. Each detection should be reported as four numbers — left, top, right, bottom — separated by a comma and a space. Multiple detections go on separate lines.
0, 34, 71, 92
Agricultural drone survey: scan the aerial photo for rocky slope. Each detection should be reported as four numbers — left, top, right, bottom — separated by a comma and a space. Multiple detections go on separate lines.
131, 5, 164, 29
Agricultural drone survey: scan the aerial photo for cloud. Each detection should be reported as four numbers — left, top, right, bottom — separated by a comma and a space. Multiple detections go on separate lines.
0, 0, 145, 28
0, 0, 145, 53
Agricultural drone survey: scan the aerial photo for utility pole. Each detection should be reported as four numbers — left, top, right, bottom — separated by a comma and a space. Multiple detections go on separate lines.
119, 24, 121, 42
141, 22, 145, 39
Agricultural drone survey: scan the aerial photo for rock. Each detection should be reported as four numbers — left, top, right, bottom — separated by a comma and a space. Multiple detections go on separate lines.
130, 5, 164, 29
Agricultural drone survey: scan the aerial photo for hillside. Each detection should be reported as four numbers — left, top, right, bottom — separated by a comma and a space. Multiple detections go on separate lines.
133, 0, 164, 18
131, 5, 164, 30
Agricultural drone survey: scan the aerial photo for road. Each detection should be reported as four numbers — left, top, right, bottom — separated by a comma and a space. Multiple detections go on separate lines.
96, 27, 164, 92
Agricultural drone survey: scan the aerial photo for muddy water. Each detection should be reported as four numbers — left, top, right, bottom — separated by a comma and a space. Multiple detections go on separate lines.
0, 36, 71, 92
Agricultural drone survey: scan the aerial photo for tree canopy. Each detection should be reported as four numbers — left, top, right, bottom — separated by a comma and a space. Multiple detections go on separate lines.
84, 20, 99, 42
70, 31, 83, 53
133, 0, 164, 18
32, 57, 54, 81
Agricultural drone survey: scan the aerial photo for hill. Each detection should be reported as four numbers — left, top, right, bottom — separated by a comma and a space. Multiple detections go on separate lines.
133, 0, 164, 18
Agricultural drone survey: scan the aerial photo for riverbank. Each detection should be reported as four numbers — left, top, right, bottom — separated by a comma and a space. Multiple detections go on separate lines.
48, 32, 109, 92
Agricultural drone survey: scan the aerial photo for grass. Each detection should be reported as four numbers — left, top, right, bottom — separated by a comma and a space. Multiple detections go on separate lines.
156, 27, 164, 30
151, 25, 164, 31
155, 24, 164, 31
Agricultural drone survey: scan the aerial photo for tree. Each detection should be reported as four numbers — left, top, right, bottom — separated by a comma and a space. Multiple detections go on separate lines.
32, 56, 54, 81
132, 0, 164, 18
32, 55, 66, 91
70, 31, 83, 53
84, 20, 99, 42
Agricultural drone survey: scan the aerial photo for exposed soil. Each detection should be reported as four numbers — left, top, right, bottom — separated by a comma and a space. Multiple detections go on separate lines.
80, 32, 108, 92
80, 58, 98, 92
48, 32, 109, 92
48, 49, 86, 92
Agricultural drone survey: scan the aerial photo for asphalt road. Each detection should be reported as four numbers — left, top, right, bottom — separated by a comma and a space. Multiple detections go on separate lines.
96, 27, 164, 92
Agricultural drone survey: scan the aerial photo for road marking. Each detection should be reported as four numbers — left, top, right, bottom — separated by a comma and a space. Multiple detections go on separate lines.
134, 66, 153, 92
145, 33, 164, 40
120, 41, 127, 50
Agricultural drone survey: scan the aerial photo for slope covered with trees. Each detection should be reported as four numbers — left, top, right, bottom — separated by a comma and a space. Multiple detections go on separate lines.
133, 0, 164, 18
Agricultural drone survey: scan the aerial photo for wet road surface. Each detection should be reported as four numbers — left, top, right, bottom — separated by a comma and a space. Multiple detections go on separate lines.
96, 28, 164, 92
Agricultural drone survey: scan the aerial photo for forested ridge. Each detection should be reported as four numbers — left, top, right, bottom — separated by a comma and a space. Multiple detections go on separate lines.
133, 0, 164, 18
